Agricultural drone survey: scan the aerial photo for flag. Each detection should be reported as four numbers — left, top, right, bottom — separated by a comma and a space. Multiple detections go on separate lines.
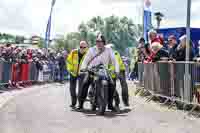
143, 0, 152, 42
45, 16, 52, 48
44, 0, 56, 48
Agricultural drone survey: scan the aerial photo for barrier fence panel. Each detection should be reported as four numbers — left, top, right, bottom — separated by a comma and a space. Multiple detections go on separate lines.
43, 63, 51, 82
138, 62, 144, 86
12, 63, 20, 83
176, 62, 185, 101
20, 64, 29, 82
193, 63, 200, 103
138, 61, 200, 105
0, 60, 68, 91
157, 62, 171, 97
0, 62, 3, 83
29, 63, 38, 81
144, 63, 154, 92
2, 62, 12, 84
28, 63, 31, 82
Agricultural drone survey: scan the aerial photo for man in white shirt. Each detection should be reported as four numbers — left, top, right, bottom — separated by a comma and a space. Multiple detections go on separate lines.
81, 35, 119, 73
77, 34, 120, 111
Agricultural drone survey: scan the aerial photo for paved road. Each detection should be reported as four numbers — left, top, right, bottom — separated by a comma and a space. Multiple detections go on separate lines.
0, 82, 200, 133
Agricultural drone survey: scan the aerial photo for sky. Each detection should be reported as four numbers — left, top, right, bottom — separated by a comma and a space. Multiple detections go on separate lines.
0, 0, 200, 38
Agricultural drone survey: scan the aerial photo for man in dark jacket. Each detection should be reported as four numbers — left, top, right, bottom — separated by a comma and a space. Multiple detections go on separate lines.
58, 53, 66, 83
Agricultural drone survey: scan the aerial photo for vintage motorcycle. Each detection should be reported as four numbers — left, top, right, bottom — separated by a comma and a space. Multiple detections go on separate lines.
81, 63, 114, 115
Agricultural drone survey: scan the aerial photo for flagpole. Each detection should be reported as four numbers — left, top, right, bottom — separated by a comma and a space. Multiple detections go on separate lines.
184, 0, 191, 102
45, 0, 56, 49
47, 5, 53, 48
142, 0, 144, 41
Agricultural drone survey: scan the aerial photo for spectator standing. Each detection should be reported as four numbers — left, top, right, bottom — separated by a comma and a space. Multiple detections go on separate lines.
175, 35, 194, 61
168, 35, 178, 60
58, 53, 66, 83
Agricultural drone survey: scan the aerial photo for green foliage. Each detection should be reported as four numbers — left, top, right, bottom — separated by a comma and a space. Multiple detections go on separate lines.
0, 33, 27, 44
0, 33, 16, 43
38, 38, 45, 48
15, 36, 25, 44
51, 15, 143, 55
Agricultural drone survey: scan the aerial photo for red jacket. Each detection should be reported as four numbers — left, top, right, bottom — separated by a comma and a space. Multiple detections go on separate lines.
151, 36, 164, 45
144, 36, 164, 63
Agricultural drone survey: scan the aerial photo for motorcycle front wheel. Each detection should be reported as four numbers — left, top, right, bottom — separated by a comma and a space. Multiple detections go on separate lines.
96, 80, 108, 115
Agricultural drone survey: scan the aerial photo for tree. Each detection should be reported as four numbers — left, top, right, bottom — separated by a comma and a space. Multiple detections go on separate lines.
53, 15, 142, 55
78, 22, 88, 40
0, 33, 16, 43
15, 36, 25, 44
52, 32, 81, 52
102, 16, 142, 54
38, 38, 45, 48
88, 16, 104, 32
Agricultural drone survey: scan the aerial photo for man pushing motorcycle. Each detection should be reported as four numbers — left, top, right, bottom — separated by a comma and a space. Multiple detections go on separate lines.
78, 33, 120, 115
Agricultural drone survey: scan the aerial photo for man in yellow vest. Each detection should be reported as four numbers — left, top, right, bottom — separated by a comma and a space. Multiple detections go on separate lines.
66, 41, 88, 109
106, 44, 129, 107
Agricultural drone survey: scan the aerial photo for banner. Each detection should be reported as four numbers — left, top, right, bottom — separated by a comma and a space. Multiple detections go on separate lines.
143, 0, 152, 42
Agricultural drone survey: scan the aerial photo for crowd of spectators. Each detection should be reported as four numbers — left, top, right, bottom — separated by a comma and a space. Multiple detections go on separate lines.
0, 43, 68, 83
129, 30, 200, 81
137, 30, 197, 63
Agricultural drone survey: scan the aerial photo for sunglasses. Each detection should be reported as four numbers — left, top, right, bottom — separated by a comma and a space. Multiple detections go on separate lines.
80, 46, 87, 49
96, 40, 103, 43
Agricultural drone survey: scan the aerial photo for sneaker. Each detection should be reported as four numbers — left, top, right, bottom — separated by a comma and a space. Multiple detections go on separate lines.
108, 105, 116, 111
115, 105, 120, 112
76, 106, 84, 112
124, 102, 130, 107
70, 104, 76, 109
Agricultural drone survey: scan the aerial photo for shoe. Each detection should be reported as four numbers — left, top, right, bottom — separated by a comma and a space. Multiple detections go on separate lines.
70, 104, 76, 109
77, 106, 83, 109
115, 105, 120, 112
124, 102, 130, 107
76, 106, 83, 112
96, 111, 105, 116
108, 105, 116, 111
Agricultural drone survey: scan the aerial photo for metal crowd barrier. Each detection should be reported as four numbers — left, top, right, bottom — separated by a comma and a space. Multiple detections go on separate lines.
137, 61, 200, 113
0, 61, 69, 91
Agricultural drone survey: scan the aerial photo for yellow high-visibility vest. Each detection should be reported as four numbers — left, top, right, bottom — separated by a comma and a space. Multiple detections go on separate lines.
66, 49, 86, 77
108, 50, 125, 78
